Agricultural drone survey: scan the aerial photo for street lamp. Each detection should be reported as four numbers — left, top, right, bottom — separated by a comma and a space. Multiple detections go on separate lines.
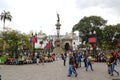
47, 35, 53, 54
30, 33, 37, 56
88, 30, 96, 58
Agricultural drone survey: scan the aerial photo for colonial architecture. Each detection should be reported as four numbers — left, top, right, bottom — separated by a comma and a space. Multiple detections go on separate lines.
35, 30, 47, 49
35, 30, 80, 54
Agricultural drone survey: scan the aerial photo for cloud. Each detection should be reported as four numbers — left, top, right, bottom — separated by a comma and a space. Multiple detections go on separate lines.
4, 0, 78, 35
0, 0, 10, 10
75, 0, 120, 9
0, 0, 120, 35
1, 0, 62, 34
75, 0, 120, 25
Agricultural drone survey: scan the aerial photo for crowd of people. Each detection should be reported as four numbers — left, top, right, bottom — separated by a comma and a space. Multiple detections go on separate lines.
3, 51, 56, 65
61, 50, 120, 77
0, 49, 120, 78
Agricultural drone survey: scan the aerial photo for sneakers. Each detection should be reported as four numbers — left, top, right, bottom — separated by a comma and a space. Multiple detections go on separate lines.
67, 74, 77, 77
117, 72, 119, 76
75, 74, 77, 77
110, 72, 119, 76
111, 74, 114, 76
0, 75, 1, 80
67, 75, 71, 77
91, 69, 94, 71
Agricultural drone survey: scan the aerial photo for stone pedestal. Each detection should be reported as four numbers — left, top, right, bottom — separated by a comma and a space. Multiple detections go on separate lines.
53, 47, 64, 54
53, 39, 64, 54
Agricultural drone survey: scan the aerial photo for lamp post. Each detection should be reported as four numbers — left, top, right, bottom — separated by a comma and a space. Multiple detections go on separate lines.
88, 30, 96, 58
30, 33, 37, 56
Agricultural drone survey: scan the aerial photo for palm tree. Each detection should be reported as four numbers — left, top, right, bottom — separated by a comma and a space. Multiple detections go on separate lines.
0, 10, 12, 52
0, 10, 12, 29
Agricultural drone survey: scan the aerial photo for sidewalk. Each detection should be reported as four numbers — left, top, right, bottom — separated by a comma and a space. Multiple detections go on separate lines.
0, 58, 120, 80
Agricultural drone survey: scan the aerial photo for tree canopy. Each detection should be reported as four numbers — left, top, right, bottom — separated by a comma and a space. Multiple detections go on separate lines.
72, 15, 120, 50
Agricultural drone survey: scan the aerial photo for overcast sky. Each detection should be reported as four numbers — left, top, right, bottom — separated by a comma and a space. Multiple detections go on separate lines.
0, 0, 120, 35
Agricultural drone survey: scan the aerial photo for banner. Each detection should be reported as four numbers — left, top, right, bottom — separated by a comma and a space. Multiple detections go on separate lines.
88, 37, 97, 43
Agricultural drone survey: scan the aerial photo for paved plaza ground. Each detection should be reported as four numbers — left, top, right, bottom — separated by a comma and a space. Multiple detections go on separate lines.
0, 58, 120, 80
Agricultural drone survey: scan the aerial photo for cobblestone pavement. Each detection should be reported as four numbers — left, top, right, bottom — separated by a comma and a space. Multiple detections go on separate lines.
0, 59, 120, 80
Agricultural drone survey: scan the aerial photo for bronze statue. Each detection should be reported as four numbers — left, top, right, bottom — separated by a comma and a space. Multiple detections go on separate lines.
57, 13, 60, 22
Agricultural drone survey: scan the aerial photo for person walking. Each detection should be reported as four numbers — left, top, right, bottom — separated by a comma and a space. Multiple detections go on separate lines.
105, 54, 112, 74
83, 51, 87, 67
77, 52, 82, 68
109, 52, 119, 76
61, 53, 67, 66
67, 52, 78, 77
86, 56, 94, 71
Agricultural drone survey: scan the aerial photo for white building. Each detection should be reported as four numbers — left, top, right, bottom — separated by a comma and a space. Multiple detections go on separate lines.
35, 30, 81, 51
35, 30, 47, 49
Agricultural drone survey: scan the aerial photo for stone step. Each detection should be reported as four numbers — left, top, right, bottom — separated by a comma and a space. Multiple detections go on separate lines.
53, 47, 64, 54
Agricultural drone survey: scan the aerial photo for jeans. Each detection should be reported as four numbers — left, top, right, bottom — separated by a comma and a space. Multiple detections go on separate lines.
78, 61, 81, 68
12, 59, 19, 64
68, 64, 77, 76
86, 61, 93, 71
107, 64, 111, 74
110, 64, 118, 75
117, 58, 120, 65
63, 60, 66, 66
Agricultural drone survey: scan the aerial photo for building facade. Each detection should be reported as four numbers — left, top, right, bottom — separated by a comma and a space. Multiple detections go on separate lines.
35, 31, 80, 51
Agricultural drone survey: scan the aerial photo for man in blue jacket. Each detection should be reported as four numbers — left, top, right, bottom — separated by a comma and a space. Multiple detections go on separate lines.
78, 52, 82, 68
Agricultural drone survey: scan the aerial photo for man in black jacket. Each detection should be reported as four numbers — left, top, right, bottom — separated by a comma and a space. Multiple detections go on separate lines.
67, 52, 77, 77
109, 52, 119, 76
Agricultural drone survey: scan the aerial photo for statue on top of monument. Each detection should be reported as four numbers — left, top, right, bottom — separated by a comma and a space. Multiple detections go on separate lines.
57, 13, 60, 22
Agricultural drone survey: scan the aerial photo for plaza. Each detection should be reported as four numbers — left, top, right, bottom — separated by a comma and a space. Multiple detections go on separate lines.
0, 58, 120, 80
0, 1, 120, 80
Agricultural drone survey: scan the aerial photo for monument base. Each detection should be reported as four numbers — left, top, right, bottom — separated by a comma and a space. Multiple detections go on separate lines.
53, 47, 64, 54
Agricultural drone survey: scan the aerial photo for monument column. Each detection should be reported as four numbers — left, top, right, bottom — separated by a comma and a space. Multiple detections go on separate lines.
56, 14, 61, 38
55, 13, 61, 47
53, 13, 64, 54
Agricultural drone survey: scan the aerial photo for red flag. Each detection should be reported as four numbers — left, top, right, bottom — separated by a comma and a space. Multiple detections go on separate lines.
32, 37, 36, 43
47, 42, 51, 48
88, 37, 96, 43
117, 42, 120, 46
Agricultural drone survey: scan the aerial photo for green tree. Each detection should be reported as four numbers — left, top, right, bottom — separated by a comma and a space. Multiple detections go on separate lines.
102, 24, 120, 50
0, 38, 2, 52
21, 34, 33, 50
0, 10, 12, 52
72, 16, 107, 32
72, 16, 107, 47
3, 28, 32, 54
102, 25, 115, 50
39, 40, 43, 48
114, 24, 120, 44
5, 30, 21, 52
